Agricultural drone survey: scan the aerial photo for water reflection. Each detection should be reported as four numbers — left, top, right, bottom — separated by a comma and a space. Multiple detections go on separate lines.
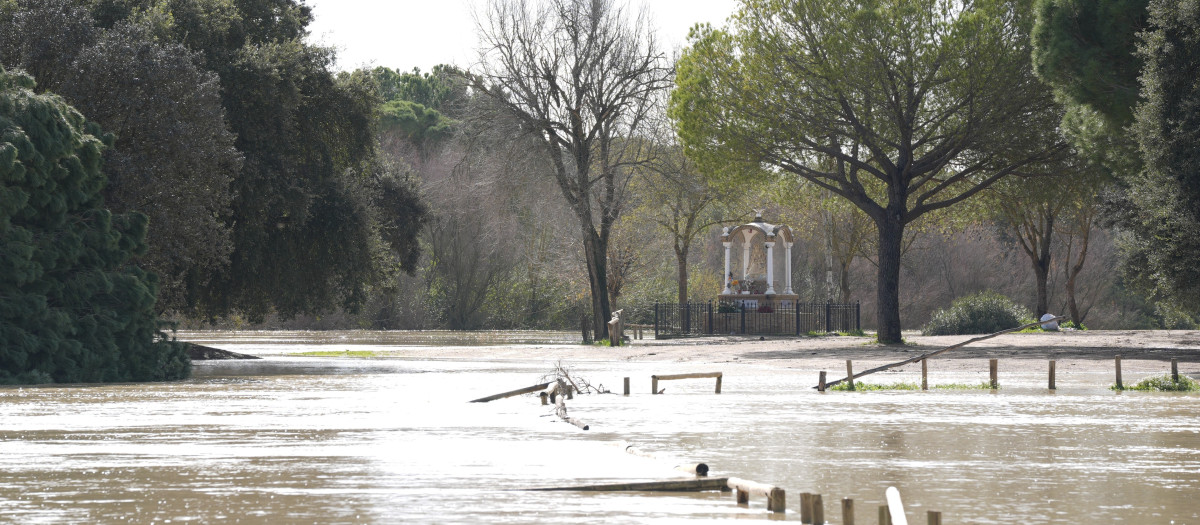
1, 338, 1199, 523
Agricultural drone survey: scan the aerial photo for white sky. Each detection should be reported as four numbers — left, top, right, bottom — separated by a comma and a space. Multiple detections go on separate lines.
304, 0, 741, 72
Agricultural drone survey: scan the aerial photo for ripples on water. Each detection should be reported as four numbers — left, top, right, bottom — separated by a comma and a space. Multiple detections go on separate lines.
1, 333, 1199, 523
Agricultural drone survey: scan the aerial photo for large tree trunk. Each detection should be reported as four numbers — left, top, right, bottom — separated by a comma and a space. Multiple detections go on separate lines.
583, 228, 613, 341
876, 215, 905, 344
1030, 212, 1054, 318
675, 239, 690, 304
1032, 255, 1051, 318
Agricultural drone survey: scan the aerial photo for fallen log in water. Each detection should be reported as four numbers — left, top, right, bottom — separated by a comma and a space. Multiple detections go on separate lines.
528, 477, 730, 492
552, 384, 589, 430
817, 316, 1066, 389
469, 382, 553, 403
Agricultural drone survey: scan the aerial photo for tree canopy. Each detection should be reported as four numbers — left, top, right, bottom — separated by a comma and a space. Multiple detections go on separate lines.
671, 0, 1063, 342
1, 67, 189, 384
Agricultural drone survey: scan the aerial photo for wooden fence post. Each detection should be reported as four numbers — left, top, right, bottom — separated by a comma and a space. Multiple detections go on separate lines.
623, 377, 630, 396
842, 498, 855, 525
652, 375, 659, 395
921, 359, 928, 391
581, 313, 591, 344
1049, 360, 1056, 390
846, 360, 856, 391
989, 358, 999, 389
927, 510, 942, 525
813, 494, 825, 524
879, 505, 890, 525
818, 371, 827, 392
1115, 355, 1123, 389
801, 493, 813, 523
1172, 358, 1180, 382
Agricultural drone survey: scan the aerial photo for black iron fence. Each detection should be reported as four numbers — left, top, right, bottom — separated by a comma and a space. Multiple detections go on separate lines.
653, 301, 861, 339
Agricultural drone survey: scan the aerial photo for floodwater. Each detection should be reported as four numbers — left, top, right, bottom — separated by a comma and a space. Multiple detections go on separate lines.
2, 333, 1199, 524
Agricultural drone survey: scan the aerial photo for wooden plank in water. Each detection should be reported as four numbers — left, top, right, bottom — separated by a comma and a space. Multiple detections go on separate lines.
653, 372, 722, 381
528, 477, 730, 492
469, 382, 553, 403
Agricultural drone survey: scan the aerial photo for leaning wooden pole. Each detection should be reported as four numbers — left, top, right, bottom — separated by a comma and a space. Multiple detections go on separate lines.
470, 382, 553, 403
816, 316, 1065, 389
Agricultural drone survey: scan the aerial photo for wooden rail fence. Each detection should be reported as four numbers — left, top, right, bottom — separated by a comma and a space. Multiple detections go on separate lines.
652, 372, 723, 394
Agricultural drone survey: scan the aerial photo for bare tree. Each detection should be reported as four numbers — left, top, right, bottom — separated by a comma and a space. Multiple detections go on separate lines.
472, 0, 672, 339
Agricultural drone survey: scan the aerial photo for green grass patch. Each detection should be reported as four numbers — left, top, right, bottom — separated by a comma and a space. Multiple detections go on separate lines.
831, 382, 920, 391
933, 382, 997, 390
1112, 374, 1200, 392
831, 381, 996, 391
293, 350, 384, 358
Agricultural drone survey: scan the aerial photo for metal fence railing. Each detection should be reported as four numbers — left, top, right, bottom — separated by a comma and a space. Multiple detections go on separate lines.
653, 301, 861, 339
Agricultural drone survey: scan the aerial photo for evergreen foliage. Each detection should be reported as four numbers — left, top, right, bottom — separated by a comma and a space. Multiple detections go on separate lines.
0, 67, 189, 384
921, 290, 1032, 336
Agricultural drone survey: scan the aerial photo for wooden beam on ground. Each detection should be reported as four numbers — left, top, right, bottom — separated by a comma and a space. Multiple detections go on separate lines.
528, 477, 730, 492
817, 316, 1065, 389
470, 382, 553, 403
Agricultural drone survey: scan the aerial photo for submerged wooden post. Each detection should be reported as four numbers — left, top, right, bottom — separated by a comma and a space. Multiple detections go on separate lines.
846, 360, 856, 391
727, 477, 785, 513
1049, 360, 1057, 390
842, 498, 855, 525
715, 373, 723, 394
652, 375, 659, 394
540, 392, 548, 405
813, 494, 825, 524
879, 505, 890, 525
921, 359, 928, 391
989, 358, 999, 389
927, 510, 942, 525
800, 493, 812, 523
1115, 355, 1123, 389
818, 371, 827, 392
623, 377, 630, 396
1172, 358, 1180, 382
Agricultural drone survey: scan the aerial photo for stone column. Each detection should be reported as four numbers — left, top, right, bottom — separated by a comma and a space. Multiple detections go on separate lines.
765, 240, 777, 295
722, 241, 733, 294
784, 241, 794, 295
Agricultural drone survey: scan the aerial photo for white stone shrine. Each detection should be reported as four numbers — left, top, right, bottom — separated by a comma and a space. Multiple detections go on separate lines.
719, 211, 799, 308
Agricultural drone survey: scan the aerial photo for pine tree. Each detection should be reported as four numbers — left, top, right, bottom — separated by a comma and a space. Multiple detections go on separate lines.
0, 67, 189, 384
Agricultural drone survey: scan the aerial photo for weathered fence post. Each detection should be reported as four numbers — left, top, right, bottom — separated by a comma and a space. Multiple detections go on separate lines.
1172, 358, 1180, 382
846, 360, 856, 391
842, 498, 855, 525
818, 371, 827, 392
654, 303, 659, 339
855, 300, 861, 332
623, 377, 630, 396
1115, 355, 1123, 389
581, 313, 591, 344
813, 493, 825, 524
801, 492, 813, 523
927, 510, 942, 525
921, 359, 928, 391
879, 505, 891, 525
652, 375, 659, 395
1049, 360, 1056, 390
989, 358, 999, 389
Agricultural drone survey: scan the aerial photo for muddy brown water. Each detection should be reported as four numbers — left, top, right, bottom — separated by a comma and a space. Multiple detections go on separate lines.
2, 332, 1199, 524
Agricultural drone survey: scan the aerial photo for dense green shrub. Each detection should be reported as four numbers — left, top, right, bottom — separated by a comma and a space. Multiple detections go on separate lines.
0, 67, 188, 384
921, 291, 1032, 336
